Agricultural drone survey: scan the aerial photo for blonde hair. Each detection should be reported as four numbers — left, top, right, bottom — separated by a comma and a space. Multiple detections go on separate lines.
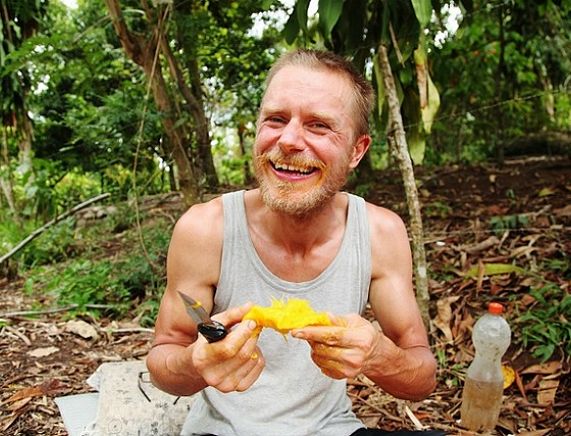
265, 49, 374, 136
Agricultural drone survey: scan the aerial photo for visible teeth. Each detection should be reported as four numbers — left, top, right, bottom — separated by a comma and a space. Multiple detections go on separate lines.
274, 162, 313, 174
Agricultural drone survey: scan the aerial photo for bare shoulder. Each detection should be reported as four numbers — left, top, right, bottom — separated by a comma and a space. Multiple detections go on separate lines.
365, 202, 424, 347
364, 202, 412, 279
365, 202, 409, 243
152, 196, 225, 347
173, 195, 224, 244
166, 196, 224, 304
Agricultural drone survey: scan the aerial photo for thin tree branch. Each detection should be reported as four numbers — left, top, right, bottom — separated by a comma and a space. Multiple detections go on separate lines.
0, 193, 110, 265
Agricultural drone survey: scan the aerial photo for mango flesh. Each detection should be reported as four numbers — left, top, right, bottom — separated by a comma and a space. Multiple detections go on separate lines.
243, 298, 332, 334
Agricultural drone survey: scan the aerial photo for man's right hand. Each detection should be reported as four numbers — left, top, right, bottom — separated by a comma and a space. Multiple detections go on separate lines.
192, 303, 265, 393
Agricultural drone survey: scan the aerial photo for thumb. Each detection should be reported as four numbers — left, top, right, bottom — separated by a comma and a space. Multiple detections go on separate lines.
212, 302, 254, 329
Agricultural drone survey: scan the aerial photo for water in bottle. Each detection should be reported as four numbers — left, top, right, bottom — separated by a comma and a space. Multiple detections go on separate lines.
460, 302, 511, 431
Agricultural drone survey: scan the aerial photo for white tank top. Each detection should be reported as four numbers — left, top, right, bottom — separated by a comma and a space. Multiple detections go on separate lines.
181, 190, 371, 436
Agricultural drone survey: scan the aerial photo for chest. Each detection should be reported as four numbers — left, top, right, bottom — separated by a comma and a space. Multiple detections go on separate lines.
250, 233, 344, 283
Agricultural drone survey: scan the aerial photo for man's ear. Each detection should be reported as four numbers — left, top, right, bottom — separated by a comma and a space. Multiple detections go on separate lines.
349, 135, 371, 169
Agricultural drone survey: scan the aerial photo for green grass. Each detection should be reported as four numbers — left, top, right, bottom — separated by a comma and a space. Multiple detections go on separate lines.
513, 281, 571, 361
20, 209, 171, 326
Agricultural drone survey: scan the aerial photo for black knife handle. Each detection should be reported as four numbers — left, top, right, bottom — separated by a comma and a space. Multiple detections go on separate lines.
198, 320, 228, 343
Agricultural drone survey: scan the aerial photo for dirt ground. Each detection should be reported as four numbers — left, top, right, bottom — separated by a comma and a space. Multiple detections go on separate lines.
1, 156, 570, 435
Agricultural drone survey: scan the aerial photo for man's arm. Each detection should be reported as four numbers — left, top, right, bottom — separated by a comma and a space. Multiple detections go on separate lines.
293, 204, 436, 400
362, 204, 436, 399
146, 198, 264, 396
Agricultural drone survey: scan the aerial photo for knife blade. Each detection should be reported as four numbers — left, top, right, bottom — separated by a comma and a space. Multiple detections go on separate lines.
177, 291, 228, 343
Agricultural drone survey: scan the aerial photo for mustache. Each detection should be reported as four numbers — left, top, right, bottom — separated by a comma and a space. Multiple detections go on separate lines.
258, 148, 325, 171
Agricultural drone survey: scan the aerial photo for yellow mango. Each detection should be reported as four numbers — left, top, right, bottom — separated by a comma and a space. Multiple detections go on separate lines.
244, 298, 332, 334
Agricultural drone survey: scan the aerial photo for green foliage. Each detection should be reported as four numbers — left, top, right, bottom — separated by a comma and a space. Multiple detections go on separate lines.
351, 181, 373, 198
545, 258, 571, 279
489, 213, 529, 234
430, 0, 571, 165
22, 212, 171, 325
21, 218, 77, 268
0, 212, 34, 253
514, 282, 571, 362
424, 200, 452, 218
27, 259, 131, 314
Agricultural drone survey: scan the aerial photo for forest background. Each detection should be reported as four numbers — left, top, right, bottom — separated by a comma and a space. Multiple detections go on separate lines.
0, 0, 570, 434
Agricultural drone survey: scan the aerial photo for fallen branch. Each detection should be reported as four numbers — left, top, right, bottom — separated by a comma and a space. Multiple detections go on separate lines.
104, 327, 154, 334
0, 193, 110, 266
0, 303, 113, 320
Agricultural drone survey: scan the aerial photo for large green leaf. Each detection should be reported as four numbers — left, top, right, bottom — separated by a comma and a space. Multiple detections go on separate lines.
411, 0, 432, 28
466, 263, 526, 278
407, 130, 426, 165
296, 0, 311, 35
283, 0, 310, 44
282, 13, 300, 45
414, 42, 440, 134
318, 0, 344, 41
332, 0, 367, 53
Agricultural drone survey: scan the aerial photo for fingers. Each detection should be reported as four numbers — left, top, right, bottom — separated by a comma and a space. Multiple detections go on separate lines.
209, 339, 265, 392
309, 341, 362, 379
292, 315, 379, 380
292, 314, 372, 348
292, 325, 351, 347
193, 313, 265, 393
212, 302, 254, 329
235, 345, 265, 391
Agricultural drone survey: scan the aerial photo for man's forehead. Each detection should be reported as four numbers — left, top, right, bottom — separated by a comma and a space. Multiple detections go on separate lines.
268, 64, 347, 85
263, 66, 353, 103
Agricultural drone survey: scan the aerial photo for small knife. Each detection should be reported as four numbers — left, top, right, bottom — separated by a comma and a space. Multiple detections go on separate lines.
178, 291, 228, 343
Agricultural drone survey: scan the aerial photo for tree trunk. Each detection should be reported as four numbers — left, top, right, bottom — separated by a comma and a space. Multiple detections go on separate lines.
158, 33, 218, 189
104, 0, 201, 206
237, 121, 252, 184
186, 57, 218, 188
377, 44, 431, 328
0, 128, 18, 221
495, 5, 506, 166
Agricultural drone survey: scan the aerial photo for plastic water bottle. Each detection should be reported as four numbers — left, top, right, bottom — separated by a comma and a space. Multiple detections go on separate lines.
460, 302, 511, 431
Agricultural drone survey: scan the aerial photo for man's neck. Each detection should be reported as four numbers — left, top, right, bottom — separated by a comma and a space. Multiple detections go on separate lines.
246, 190, 348, 255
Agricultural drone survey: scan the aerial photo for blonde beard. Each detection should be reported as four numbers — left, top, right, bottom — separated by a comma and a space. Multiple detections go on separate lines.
254, 149, 351, 218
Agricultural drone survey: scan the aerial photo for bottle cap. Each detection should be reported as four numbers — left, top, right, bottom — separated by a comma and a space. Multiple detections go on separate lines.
488, 302, 504, 314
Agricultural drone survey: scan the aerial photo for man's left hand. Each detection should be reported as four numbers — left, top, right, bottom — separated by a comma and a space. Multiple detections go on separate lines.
292, 314, 380, 379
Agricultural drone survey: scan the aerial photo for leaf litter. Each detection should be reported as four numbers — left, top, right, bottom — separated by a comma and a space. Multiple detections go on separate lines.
1, 157, 570, 435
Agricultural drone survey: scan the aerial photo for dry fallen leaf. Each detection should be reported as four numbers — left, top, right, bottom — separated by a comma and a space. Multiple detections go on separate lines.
553, 204, 571, 217
537, 379, 559, 405
26, 346, 60, 358
433, 296, 460, 342
517, 430, 552, 436
462, 235, 500, 254
521, 361, 561, 375
5, 397, 32, 412
64, 319, 99, 340
4, 379, 63, 404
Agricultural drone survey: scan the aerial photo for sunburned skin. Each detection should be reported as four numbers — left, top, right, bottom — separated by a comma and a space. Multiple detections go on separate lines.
320, 330, 344, 345
310, 342, 345, 378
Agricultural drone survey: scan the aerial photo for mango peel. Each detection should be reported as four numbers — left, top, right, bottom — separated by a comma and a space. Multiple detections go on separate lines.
243, 298, 332, 334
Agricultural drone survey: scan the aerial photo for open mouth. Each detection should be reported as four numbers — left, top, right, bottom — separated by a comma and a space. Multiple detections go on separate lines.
271, 161, 318, 176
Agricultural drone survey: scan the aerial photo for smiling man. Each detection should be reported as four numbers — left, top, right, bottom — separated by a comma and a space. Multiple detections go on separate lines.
146, 49, 443, 436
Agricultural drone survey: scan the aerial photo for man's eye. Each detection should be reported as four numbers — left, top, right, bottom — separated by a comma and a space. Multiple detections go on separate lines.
267, 116, 285, 124
308, 122, 329, 130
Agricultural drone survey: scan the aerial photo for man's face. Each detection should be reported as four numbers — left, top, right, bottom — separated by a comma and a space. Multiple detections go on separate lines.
253, 65, 368, 217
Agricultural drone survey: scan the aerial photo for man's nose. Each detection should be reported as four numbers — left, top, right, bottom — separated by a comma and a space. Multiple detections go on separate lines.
277, 120, 305, 152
